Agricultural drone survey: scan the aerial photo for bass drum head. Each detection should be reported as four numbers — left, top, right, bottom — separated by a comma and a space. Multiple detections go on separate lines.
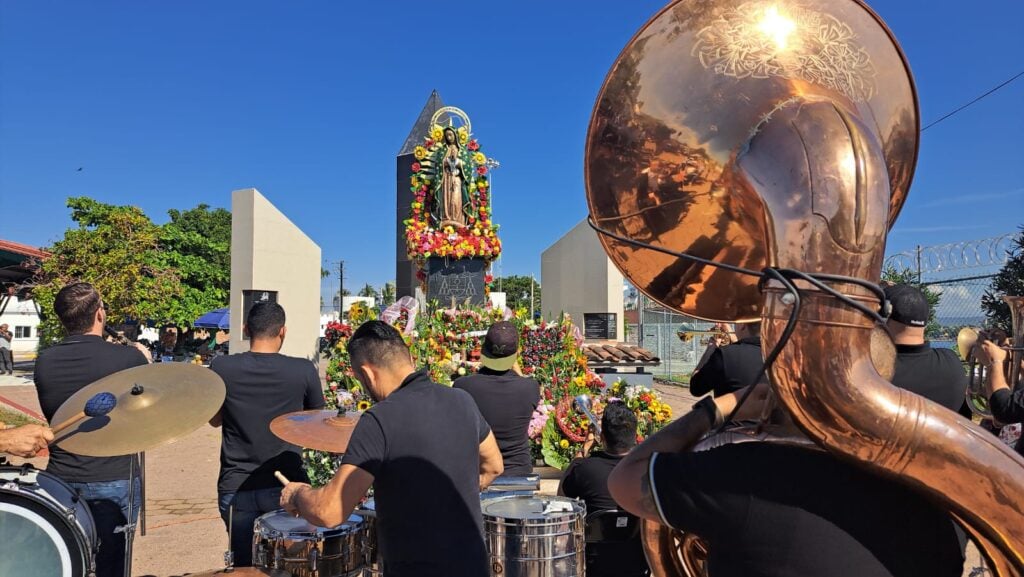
0, 490, 90, 577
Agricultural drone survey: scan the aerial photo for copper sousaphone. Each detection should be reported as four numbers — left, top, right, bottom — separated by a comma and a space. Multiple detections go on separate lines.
585, 0, 1024, 575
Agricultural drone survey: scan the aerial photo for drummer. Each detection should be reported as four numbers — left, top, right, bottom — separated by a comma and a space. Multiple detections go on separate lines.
209, 301, 325, 567
34, 282, 151, 577
281, 320, 504, 577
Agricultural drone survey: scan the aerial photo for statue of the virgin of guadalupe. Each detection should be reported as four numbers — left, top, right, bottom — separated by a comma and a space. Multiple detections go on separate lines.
431, 126, 475, 228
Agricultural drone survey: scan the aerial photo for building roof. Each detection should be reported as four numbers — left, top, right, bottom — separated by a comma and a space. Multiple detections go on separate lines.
0, 239, 48, 291
397, 90, 449, 157
582, 343, 660, 367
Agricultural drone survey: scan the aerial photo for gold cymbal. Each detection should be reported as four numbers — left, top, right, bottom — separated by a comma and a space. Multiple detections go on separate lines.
270, 410, 360, 454
51, 363, 225, 457
585, 0, 918, 321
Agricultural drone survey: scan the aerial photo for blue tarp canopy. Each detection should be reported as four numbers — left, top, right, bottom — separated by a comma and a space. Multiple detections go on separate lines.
194, 307, 229, 329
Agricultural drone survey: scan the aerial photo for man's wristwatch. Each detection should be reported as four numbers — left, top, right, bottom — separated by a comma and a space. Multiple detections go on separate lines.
692, 397, 724, 428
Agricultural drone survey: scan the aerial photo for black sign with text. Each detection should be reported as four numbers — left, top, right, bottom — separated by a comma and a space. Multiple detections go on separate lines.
584, 312, 617, 340
426, 257, 486, 307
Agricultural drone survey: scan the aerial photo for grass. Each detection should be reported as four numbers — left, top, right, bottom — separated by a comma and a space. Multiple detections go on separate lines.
657, 374, 691, 385
0, 406, 43, 428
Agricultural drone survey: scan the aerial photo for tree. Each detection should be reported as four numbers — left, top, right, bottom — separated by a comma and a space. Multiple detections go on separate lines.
358, 283, 377, 298
159, 204, 232, 324
982, 228, 1024, 333
381, 282, 396, 306
497, 275, 541, 313
31, 197, 184, 346
881, 266, 941, 337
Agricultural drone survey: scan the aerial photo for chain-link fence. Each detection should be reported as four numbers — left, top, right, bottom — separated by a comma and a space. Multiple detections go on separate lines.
626, 234, 1014, 376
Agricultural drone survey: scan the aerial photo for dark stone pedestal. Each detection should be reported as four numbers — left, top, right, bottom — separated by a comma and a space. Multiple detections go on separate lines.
427, 257, 486, 307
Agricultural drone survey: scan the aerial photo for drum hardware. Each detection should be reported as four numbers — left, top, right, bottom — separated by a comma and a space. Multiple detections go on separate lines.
270, 410, 361, 454
224, 503, 235, 571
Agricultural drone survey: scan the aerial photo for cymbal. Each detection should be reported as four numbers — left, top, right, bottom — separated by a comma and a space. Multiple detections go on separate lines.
270, 410, 360, 453
51, 363, 225, 457
187, 568, 288, 577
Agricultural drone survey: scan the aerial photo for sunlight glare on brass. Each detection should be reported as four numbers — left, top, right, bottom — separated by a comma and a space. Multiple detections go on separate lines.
757, 5, 796, 51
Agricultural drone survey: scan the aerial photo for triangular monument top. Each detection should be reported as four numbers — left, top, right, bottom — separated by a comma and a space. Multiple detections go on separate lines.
397, 90, 451, 157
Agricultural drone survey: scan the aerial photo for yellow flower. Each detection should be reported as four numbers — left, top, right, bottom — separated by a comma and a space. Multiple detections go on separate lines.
411, 176, 420, 187
457, 126, 469, 144
413, 146, 427, 160
357, 400, 371, 411
472, 152, 486, 164
430, 125, 444, 142
559, 439, 570, 449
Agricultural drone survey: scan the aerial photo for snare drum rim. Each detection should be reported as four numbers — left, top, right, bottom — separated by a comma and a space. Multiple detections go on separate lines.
480, 494, 586, 526
0, 473, 97, 577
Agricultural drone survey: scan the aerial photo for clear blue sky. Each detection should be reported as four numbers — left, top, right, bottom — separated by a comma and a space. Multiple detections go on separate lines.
2, 1, 1021, 296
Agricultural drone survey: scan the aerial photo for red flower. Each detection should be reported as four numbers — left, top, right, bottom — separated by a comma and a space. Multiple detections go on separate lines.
467, 140, 480, 151
411, 162, 421, 172
476, 166, 487, 176
484, 274, 494, 284
416, 270, 427, 281
425, 139, 435, 147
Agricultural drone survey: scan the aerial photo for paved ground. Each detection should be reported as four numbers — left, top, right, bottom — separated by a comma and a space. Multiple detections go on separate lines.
2, 368, 981, 576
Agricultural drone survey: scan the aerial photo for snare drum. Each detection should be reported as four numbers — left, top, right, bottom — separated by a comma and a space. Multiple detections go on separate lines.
253, 509, 364, 577
353, 498, 380, 577
482, 494, 585, 577
0, 466, 97, 577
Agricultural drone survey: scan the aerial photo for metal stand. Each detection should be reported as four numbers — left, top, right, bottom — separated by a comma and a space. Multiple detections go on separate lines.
120, 453, 139, 577
223, 504, 235, 572
140, 452, 147, 536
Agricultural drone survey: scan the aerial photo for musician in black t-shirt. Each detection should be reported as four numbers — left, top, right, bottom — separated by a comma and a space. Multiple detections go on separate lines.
976, 338, 1024, 456
608, 384, 964, 577
884, 284, 970, 416
690, 322, 764, 398
209, 302, 325, 567
454, 321, 540, 476
559, 401, 650, 577
281, 321, 504, 577
34, 282, 151, 577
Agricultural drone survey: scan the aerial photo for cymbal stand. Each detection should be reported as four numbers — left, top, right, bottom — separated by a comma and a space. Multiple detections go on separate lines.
140, 451, 147, 536
118, 453, 140, 577
223, 504, 235, 572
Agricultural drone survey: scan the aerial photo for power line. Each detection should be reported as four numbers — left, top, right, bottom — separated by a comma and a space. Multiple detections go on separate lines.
921, 69, 1024, 132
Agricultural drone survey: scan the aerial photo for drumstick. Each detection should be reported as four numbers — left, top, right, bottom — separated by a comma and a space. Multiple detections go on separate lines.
52, 392, 117, 437
274, 471, 290, 486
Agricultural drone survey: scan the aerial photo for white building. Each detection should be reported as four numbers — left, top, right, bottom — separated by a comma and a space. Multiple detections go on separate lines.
0, 297, 41, 353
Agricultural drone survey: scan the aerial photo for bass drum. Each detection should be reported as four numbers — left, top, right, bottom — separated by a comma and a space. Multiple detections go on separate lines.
0, 465, 97, 577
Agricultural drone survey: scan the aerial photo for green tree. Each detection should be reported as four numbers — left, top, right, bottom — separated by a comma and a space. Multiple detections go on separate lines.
358, 283, 377, 298
31, 197, 184, 346
380, 282, 396, 306
159, 204, 231, 324
881, 266, 941, 337
982, 228, 1024, 333
497, 275, 541, 313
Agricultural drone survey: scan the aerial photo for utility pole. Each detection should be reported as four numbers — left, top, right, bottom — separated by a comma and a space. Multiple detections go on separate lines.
530, 274, 535, 319
339, 260, 345, 317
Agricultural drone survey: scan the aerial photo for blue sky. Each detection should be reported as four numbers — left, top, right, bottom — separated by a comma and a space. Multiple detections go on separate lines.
1, 1, 1021, 298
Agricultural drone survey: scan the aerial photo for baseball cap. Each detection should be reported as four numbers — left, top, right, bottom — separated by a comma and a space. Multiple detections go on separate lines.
481, 321, 519, 371
884, 283, 929, 327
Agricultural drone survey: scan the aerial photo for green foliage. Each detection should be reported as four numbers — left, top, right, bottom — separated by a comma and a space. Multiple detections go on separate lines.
380, 282, 396, 307
497, 275, 540, 313
982, 228, 1024, 333
32, 198, 185, 346
357, 283, 377, 298
158, 204, 232, 325
881, 265, 942, 337
540, 416, 571, 469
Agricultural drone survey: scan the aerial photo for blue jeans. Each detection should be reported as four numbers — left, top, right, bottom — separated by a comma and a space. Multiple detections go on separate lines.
219, 487, 283, 567
67, 478, 141, 577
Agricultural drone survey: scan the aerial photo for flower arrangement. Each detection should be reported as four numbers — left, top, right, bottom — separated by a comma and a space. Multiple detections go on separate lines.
404, 125, 502, 289
305, 306, 672, 483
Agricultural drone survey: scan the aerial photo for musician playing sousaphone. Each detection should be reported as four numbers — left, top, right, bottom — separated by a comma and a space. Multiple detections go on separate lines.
585, 0, 1024, 575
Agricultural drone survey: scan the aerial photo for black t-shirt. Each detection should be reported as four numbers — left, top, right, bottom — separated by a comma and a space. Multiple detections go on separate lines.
210, 351, 325, 494
651, 443, 964, 577
453, 368, 539, 476
560, 451, 624, 513
342, 370, 490, 577
690, 337, 764, 397
892, 343, 968, 414
34, 334, 148, 482
990, 388, 1024, 456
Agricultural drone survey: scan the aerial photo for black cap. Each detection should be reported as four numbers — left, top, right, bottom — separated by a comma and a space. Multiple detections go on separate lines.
481, 321, 519, 371
884, 283, 929, 327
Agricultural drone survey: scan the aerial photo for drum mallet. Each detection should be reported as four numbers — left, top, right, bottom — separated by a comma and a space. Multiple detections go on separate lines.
274, 471, 290, 486
52, 392, 117, 437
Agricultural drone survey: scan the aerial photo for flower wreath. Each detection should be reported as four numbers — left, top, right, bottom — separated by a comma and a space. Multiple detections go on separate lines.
404, 124, 502, 289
